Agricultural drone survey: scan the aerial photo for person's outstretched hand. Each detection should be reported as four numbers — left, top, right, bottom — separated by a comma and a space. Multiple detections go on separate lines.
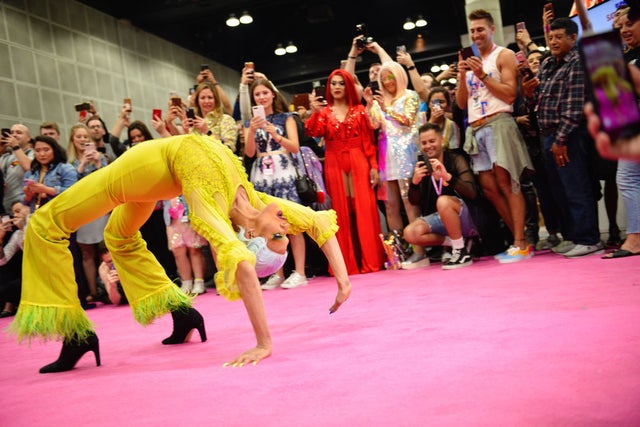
224, 345, 272, 368
329, 281, 352, 314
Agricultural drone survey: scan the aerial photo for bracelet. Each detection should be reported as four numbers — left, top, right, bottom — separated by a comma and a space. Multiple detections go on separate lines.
407, 65, 416, 71
348, 55, 358, 59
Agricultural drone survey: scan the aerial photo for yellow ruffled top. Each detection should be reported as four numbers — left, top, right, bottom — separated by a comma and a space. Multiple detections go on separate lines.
173, 134, 338, 301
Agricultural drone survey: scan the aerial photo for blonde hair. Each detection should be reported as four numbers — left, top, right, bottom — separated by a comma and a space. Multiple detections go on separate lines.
193, 81, 223, 117
67, 123, 90, 163
378, 61, 409, 103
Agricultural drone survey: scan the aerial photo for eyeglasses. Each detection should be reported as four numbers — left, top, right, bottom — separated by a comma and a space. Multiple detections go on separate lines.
88, 125, 103, 130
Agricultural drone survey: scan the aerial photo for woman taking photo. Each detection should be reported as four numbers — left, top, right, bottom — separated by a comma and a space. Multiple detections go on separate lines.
22, 136, 76, 212
186, 81, 237, 151
305, 69, 384, 274
426, 87, 461, 151
364, 61, 423, 267
244, 78, 308, 290
67, 123, 109, 303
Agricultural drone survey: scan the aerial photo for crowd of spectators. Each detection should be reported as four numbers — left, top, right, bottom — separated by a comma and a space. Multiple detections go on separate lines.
1, 1, 639, 317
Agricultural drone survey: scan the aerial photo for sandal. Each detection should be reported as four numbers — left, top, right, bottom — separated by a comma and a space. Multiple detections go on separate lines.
602, 248, 640, 259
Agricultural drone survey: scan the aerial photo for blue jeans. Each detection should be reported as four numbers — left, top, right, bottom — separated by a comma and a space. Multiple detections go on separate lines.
542, 128, 600, 245
617, 159, 640, 234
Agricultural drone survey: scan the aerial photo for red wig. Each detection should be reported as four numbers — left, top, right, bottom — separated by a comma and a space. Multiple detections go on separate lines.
326, 69, 361, 108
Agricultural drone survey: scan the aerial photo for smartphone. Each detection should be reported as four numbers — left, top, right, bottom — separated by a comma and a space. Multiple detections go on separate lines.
1, 215, 10, 224
369, 81, 380, 93
1, 128, 10, 138
84, 142, 96, 154
544, 2, 554, 16
74, 102, 91, 112
123, 98, 132, 112
417, 153, 433, 174
431, 99, 442, 111
252, 105, 266, 120
580, 29, 640, 141
515, 51, 535, 79
292, 93, 310, 110
460, 46, 478, 60
516, 22, 526, 31
152, 109, 162, 121
396, 45, 407, 54
171, 97, 182, 107
244, 61, 254, 70
24, 179, 36, 186
200, 64, 209, 71
314, 85, 326, 102
186, 108, 196, 120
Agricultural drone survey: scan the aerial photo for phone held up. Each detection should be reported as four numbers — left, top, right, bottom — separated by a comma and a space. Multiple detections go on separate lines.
515, 21, 526, 32
314, 85, 327, 102
579, 29, 640, 141
186, 108, 196, 120
417, 152, 433, 174
74, 102, 91, 112
1, 128, 10, 138
152, 109, 162, 121
515, 51, 535, 80
369, 81, 380, 94
460, 44, 480, 61
252, 105, 266, 120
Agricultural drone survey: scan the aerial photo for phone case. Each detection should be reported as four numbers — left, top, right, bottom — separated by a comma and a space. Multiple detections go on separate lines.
252, 105, 266, 120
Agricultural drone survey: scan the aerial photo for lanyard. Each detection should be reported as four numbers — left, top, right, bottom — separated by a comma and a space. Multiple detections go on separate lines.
431, 175, 443, 196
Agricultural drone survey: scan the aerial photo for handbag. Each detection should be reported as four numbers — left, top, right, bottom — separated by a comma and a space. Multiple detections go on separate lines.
292, 152, 318, 206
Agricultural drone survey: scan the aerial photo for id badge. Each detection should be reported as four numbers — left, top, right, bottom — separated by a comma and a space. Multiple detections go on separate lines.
262, 157, 274, 176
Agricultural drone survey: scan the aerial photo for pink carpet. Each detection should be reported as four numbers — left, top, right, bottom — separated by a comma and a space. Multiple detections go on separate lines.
2, 251, 640, 426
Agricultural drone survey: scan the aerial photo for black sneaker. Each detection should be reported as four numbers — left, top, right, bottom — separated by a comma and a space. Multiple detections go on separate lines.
442, 247, 473, 270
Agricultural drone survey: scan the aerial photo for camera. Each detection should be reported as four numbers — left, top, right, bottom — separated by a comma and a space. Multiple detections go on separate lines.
356, 23, 374, 50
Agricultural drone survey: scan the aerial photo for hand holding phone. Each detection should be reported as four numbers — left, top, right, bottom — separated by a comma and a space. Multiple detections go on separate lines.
396, 45, 407, 55
123, 98, 132, 113
580, 30, 640, 141
516, 22, 526, 31
460, 46, 477, 61
186, 108, 196, 120
417, 153, 433, 174
252, 105, 266, 120
314, 85, 327, 103
84, 142, 96, 154
25, 179, 36, 186
369, 81, 380, 94
1, 128, 10, 139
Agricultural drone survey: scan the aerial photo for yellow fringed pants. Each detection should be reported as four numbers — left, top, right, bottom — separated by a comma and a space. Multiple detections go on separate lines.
10, 137, 192, 342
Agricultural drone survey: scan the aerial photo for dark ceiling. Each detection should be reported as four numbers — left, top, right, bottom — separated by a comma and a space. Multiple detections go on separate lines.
76, 0, 576, 93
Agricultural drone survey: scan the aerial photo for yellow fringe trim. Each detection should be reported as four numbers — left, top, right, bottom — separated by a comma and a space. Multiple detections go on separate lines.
130, 283, 192, 326
8, 302, 95, 343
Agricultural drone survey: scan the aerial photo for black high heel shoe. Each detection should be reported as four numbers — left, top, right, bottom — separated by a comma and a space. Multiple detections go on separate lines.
162, 307, 207, 345
39, 332, 101, 374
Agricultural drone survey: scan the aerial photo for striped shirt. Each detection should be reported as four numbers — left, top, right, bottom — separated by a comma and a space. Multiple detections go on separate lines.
533, 47, 586, 146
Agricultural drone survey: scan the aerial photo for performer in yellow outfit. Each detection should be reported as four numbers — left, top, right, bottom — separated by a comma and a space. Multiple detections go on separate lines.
10, 134, 351, 373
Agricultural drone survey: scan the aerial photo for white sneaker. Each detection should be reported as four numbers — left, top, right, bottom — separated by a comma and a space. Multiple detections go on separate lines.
563, 243, 604, 258
180, 280, 193, 294
192, 280, 206, 295
401, 252, 430, 270
280, 271, 308, 289
261, 274, 284, 290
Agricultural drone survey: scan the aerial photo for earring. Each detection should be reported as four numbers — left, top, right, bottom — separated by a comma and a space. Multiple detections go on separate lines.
249, 230, 255, 238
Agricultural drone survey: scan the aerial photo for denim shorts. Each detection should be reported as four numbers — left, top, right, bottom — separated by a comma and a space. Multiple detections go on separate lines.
420, 198, 476, 237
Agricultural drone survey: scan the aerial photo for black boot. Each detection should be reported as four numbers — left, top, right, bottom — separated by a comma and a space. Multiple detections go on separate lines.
162, 307, 207, 345
39, 332, 101, 374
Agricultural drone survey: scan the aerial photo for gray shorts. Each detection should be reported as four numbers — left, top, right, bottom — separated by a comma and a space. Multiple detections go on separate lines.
420, 198, 476, 237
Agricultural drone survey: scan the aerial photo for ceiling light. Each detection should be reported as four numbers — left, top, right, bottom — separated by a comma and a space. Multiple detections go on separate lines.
440, 63, 449, 71
285, 42, 298, 53
415, 16, 427, 27
403, 18, 415, 31
239, 11, 253, 24
226, 14, 240, 27
430, 64, 441, 73
275, 44, 286, 56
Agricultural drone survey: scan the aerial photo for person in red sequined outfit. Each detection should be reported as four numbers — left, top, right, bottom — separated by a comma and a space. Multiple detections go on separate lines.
305, 69, 384, 274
